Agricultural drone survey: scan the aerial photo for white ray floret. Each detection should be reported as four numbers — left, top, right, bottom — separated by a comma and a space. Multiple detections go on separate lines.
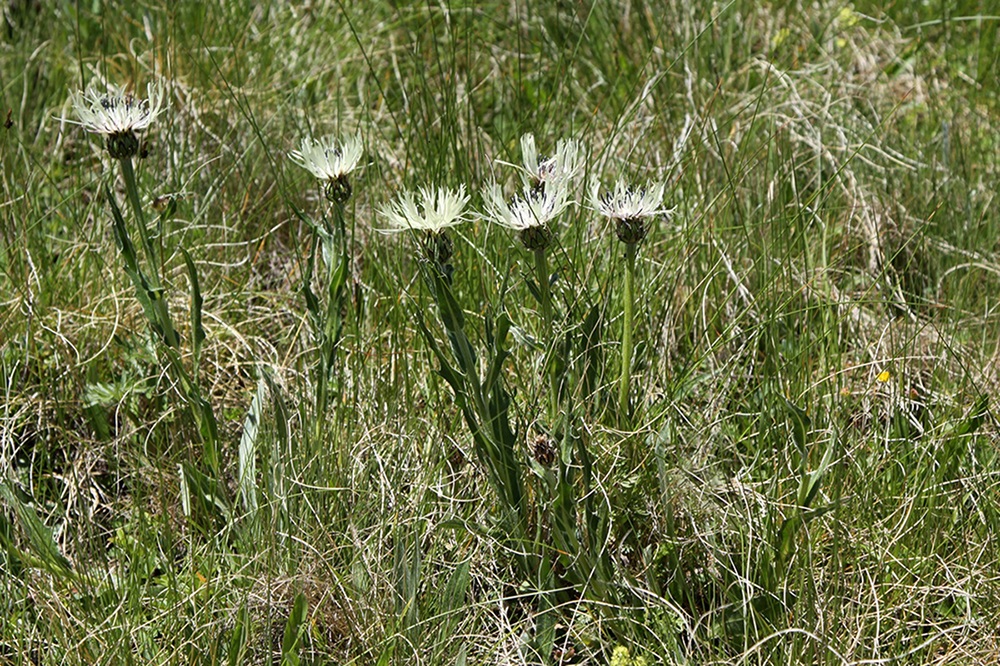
68, 81, 165, 137
289, 134, 364, 181
379, 185, 471, 233
590, 177, 669, 220
483, 180, 571, 232
500, 133, 583, 191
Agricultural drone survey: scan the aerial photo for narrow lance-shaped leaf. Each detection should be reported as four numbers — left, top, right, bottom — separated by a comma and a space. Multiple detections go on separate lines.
181, 248, 205, 375
281, 591, 309, 666
106, 185, 179, 347
0, 482, 73, 577
238, 375, 267, 515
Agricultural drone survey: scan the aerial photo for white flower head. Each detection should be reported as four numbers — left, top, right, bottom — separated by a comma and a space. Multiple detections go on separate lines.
484, 181, 567, 231
379, 185, 471, 234
289, 134, 363, 180
289, 134, 363, 203
487, 133, 581, 250
591, 177, 670, 245
68, 81, 165, 159
483, 180, 572, 250
500, 133, 582, 194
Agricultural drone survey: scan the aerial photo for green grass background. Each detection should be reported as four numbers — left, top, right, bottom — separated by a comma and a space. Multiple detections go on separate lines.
1, 0, 999, 663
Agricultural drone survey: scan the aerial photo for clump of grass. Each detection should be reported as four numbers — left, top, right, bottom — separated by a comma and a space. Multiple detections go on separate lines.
1, 2, 999, 664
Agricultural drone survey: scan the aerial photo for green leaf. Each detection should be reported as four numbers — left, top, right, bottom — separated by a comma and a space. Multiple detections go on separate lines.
798, 436, 835, 509
281, 591, 308, 666
435, 518, 490, 538
178, 463, 231, 532
0, 482, 73, 578
776, 513, 803, 569
0, 506, 24, 576
181, 248, 206, 369
393, 528, 422, 631
783, 398, 810, 458
441, 559, 470, 615
109, 188, 158, 327
238, 376, 266, 515
195, 393, 221, 477
227, 606, 250, 666
951, 394, 989, 439
375, 641, 394, 666
579, 304, 603, 399
524, 275, 542, 305
107, 185, 179, 348
261, 369, 290, 451
302, 234, 323, 324
261, 369, 290, 534
482, 313, 511, 396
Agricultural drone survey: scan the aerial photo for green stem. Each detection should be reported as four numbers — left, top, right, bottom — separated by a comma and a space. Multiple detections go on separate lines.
118, 157, 161, 285
115, 157, 216, 473
309, 228, 328, 448
314, 356, 329, 445
534, 246, 558, 422
313, 202, 349, 449
534, 247, 553, 333
619, 243, 637, 422
116, 157, 178, 349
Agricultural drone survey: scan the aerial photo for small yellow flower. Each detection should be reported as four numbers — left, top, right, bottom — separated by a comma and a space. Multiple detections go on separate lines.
609, 645, 649, 666
838, 6, 859, 28
610, 646, 631, 666
771, 27, 791, 49
876, 370, 891, 383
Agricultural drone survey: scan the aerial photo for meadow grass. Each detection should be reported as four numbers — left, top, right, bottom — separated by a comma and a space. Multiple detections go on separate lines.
1, 1, 999, 664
